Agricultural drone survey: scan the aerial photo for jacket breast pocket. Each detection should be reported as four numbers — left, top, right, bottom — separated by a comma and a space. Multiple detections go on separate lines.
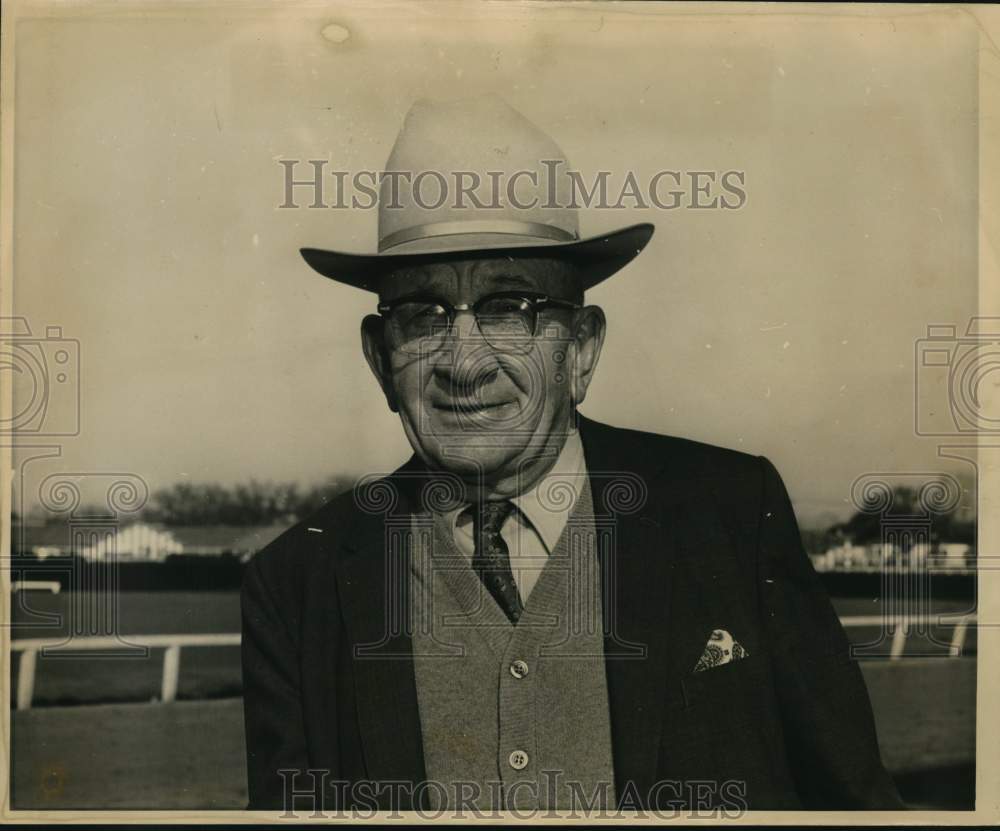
680, 654, 771, 711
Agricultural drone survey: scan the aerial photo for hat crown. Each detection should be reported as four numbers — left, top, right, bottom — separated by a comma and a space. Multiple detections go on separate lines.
377, 95, 579, 254
299, 95, 655, 293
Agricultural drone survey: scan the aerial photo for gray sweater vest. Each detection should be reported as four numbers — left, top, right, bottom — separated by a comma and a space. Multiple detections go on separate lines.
408, 476, 616, 812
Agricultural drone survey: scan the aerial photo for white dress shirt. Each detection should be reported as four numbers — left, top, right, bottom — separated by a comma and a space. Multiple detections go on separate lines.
444, 430, 587, 603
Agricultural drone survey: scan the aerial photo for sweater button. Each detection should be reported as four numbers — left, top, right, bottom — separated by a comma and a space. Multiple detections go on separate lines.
509, 659, 529, 679
508, 750, 529, 770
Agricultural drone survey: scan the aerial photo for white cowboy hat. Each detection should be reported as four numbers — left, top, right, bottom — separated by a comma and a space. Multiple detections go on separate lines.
300, 94, 654, 292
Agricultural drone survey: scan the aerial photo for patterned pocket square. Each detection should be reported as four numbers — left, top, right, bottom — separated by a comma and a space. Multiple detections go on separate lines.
693, 629, 749, 672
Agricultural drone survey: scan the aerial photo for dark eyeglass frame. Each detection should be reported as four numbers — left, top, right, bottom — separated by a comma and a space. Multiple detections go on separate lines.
377, 291, 581, 353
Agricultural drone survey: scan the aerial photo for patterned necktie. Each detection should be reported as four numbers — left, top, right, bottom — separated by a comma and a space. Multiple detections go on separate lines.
471, 500, 523, 624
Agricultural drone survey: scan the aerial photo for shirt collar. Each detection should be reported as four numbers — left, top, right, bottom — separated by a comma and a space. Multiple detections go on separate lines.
444, 429, 586, 555
510, 429, 586, 554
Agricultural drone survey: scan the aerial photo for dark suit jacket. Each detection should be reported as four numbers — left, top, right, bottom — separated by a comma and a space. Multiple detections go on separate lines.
241, 415, 904, 812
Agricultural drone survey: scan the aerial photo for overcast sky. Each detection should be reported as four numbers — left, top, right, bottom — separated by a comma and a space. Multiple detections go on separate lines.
10, 3, 979, 527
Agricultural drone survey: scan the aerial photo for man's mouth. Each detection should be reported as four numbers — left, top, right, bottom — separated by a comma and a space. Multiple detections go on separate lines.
432, 399, 515, 415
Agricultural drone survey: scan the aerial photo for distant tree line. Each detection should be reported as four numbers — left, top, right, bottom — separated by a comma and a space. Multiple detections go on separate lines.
800, 484, 975, 554
138, 475, 358, 526
17, 477, 977, 542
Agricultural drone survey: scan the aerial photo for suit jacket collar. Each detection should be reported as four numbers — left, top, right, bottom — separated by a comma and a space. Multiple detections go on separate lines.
577, 414, 680, 798
579, 414, 752, 794
331, 459, 428, 803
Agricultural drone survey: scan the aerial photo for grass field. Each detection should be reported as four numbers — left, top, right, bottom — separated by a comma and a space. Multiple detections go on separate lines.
10, 659, 975, 810
12, 698, 248, 809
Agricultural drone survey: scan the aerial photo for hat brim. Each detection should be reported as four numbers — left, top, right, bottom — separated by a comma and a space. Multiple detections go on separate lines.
300, 222, 654, 293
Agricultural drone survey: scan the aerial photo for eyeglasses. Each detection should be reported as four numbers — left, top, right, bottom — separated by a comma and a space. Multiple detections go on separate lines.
377, 291, 580, 354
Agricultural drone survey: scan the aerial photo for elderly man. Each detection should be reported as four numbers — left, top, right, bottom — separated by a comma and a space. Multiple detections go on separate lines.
241, 96, 903, 814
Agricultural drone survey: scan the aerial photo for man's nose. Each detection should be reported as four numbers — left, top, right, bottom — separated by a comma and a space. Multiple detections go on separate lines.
449, 308, 479, 341
434, 311, 500, 385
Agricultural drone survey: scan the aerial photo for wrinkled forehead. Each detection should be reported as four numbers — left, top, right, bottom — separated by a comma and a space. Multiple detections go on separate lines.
378, 256, 580, 302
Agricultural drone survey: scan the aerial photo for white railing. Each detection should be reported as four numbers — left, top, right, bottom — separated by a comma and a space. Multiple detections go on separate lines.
838, 614, 976, 661
10, 633, 241, 711
11, 580, 61, 593
9, 614, 977, 711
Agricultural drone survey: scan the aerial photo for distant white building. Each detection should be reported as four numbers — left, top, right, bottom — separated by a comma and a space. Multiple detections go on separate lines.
17, 520, 288, 563
813, 539, 973, 572
80, 523, 184, 562
940, 543, 972, 569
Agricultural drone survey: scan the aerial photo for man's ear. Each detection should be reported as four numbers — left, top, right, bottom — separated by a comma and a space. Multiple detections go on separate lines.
361, 314, 399, 412
571, 304, 606, 406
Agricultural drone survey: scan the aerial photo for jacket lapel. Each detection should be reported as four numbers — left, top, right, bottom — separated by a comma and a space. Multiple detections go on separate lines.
580, 415, 754, 801
578, 415, 692, 801
333, 463, 428, 805
664, 495, 746, 685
